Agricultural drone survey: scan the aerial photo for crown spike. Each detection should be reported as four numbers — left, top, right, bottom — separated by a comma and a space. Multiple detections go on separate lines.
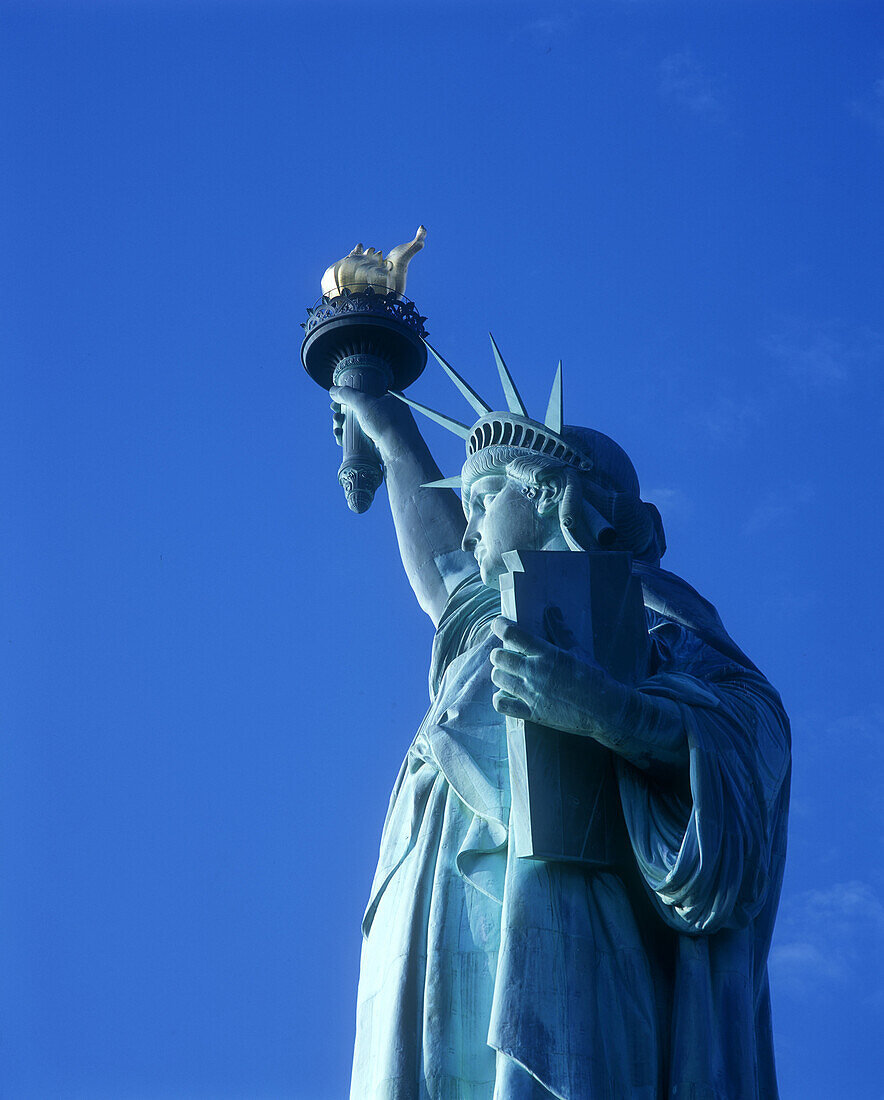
425, 340, 492, 416
544, 360, 563, 434
389, 391, 471, 439
489, 333, 528, 417
421, 475, 463, 490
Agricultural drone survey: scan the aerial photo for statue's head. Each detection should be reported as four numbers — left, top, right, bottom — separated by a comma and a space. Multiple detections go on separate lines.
395, 336, 666, 589
459, 423, 665, 589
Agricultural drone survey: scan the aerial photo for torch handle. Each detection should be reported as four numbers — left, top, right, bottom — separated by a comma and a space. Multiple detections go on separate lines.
333, 353, 391, 514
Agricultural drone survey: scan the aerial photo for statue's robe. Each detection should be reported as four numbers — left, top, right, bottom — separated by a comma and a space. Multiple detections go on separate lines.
350, 567, 791, 1100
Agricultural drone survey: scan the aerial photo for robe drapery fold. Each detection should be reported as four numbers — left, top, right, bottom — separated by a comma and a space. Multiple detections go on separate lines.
350, 569, 790, 1100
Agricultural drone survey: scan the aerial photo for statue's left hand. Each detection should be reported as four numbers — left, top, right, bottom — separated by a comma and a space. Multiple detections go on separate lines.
489, 614, 629, 735
490, 614, 688, 773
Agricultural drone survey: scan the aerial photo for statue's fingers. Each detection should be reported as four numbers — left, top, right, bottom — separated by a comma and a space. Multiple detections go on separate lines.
331, 401, 345, 445
329, 384, 370, 414
490, 666, 526, 697
490, 646, 527, 676
492, 691, 531, 720
491, 616, 549, 656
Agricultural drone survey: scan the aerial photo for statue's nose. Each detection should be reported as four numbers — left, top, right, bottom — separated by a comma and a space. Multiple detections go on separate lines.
461, 524, 480, 553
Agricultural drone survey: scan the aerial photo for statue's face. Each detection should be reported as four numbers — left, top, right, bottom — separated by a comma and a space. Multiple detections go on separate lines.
461, 474, 565, 589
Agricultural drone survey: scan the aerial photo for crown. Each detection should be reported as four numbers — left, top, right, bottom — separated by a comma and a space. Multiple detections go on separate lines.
391, 335, 595, 491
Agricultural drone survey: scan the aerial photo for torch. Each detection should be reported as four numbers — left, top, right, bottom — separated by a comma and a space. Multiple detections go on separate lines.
301, 227, 429, 513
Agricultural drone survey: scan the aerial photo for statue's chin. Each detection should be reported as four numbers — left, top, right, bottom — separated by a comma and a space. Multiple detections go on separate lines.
478, 559, 503, 592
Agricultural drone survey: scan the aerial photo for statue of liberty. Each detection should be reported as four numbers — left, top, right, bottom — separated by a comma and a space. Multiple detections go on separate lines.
306, 230, 790, 1099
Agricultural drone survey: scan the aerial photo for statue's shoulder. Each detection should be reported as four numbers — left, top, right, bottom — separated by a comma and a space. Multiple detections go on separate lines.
642, 576, 788, 741
636, 561, 761, 675
646, 609, 740, 682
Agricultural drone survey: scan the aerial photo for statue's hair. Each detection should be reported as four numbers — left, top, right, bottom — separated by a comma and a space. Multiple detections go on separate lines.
461, 445, 538, 492
461, 444, 666, 562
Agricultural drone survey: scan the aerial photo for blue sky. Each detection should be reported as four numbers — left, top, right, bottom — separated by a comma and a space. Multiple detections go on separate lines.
2, 2, 883, 1097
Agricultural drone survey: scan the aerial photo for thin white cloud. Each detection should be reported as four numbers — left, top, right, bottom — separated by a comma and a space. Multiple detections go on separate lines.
742, 484, 814, 538
851, 74, 884, 137
514, 9, 580, 48
656, 367, 763, 444
525, 15, 572, 36
696, 393, 763, 442
763, 319, 884, 387
825, 708, 884, 746
642, 486, 692, 523
771, 940, 845, 984
771, 879, 884, 999
658, 51, 721, 115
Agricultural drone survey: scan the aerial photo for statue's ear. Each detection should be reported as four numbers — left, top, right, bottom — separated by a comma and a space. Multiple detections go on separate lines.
536, 472, 565, 516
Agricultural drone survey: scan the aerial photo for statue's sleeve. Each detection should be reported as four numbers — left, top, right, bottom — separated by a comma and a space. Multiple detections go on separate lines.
616, 620, 791, 935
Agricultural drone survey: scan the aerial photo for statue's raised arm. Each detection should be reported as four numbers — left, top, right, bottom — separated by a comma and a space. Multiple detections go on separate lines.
303, 227, 474, 625
329, 382, 474, 624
